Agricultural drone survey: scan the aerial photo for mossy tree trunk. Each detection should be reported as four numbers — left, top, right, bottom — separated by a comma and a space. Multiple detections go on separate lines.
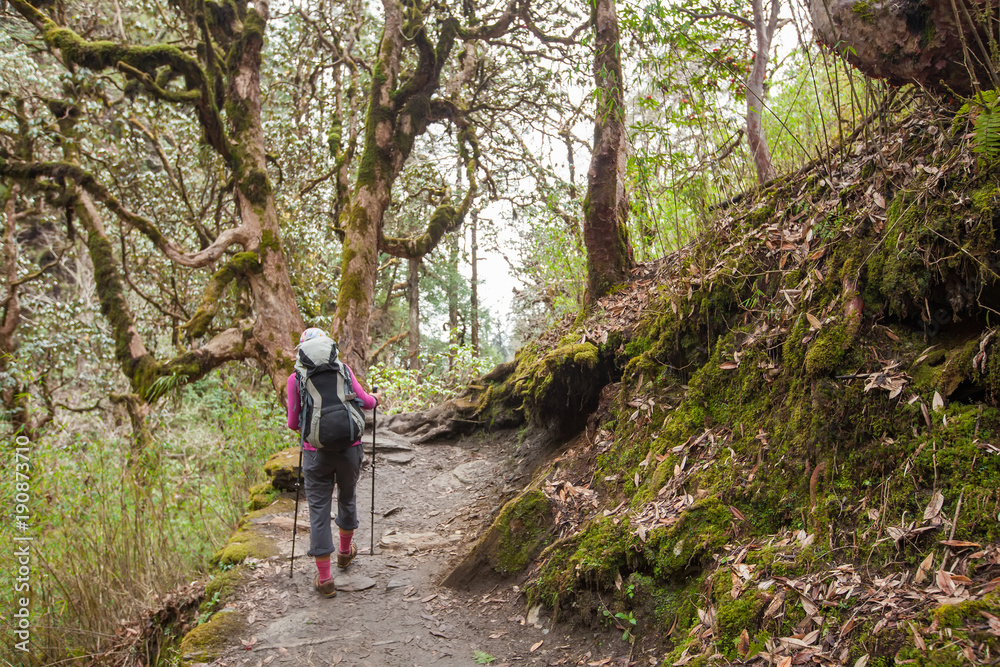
583, 0, 634, 305
1, 0, 304, 406
408, 256, 421, 370
332, 0, 512, 377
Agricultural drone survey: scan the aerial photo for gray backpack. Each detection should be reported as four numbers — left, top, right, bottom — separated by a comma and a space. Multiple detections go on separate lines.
294, 335, 365, 450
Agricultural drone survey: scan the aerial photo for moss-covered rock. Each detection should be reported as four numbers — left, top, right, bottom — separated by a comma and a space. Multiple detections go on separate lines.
199, 567, 246, 614
178, 611, 245, 666
488, 489, 554, 574
211, 524, 277, 567
444, 488, 555, 587
263, 446, 300, 491
247, 481, 279, 510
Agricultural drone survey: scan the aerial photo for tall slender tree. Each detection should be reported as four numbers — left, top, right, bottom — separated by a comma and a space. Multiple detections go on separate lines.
583, 0, 634, 304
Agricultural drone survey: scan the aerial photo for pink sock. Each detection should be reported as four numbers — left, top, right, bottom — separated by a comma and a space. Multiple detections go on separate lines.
339, 530, 353, 554
316, 556, 332, 583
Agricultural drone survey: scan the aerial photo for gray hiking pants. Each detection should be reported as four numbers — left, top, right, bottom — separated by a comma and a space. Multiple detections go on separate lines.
303, 444, 363, 557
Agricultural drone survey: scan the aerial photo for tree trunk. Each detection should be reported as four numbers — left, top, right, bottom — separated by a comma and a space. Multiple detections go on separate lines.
408, 257, 421, 370
0, 184, 30, 437
227, 1, 305, 388
748, 0, 779, 184
332, 0, 490, 377
333, 0, 406, 377
449, 234, 460, 368
583, 0, 634, 305
470, 211, 479, 357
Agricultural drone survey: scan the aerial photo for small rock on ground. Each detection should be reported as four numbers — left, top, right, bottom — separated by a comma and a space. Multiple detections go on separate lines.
335, 573, 376, 592
384, 451, 416, 464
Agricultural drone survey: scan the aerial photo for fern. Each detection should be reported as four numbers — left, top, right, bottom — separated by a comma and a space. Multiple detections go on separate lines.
144, 373, 187, 402
963, 90, 1000, 163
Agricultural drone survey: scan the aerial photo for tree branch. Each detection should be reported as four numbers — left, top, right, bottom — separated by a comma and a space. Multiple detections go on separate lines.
11, 247, 67, 287
378, 124, 478, 258
181, 251, 261, 338
0, 159, 251, 268
158, 326, 250, 388
676, 7, 754, 29
457, 0, 519, 40
371, 330, 409, 363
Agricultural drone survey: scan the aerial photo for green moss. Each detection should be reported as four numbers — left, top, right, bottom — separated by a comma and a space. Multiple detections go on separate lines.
805, 322, 854, 376
178, 611, 245, 665
488, 489, 553, 574
183, 252, 260, 339
241, 168, 272, 207
851, 0, 876, 22
200, 567, 246, 614
212, 525, 277, 566
645, 497, 731, 578
933, 593, 996, 628
247, 482, 279, 511
263, 447, 300, 491
715, 587, 765, 657
479, 341, 609, 433
531, 517, 636, 608
260, 229, 280, 253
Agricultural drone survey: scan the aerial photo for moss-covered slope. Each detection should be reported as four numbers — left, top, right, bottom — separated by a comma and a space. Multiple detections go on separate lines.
462, 103, 1000, 666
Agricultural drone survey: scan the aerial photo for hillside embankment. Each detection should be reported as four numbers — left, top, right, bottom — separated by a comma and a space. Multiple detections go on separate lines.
433, 101, 1000, 665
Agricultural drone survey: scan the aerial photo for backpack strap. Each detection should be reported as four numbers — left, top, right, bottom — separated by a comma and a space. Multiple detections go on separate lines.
295, 370, 307, 446
333, 361, 359, 403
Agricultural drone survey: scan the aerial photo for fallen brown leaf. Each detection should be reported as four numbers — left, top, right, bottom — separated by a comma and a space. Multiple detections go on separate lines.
737, 628, 750, 656
936, 569, 956, 596
915, 552, 934, 585
923, 490, 944, 522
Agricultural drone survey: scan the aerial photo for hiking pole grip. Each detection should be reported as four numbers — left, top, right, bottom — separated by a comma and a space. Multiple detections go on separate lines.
290, 443, 304, 578
370, 386, 378, 556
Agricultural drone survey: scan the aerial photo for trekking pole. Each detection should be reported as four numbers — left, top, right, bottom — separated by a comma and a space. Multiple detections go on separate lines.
370, 386, 379, 556
289, 443, 304, 579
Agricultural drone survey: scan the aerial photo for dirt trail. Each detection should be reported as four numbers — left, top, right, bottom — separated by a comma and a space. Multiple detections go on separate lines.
201, 426, 631, 667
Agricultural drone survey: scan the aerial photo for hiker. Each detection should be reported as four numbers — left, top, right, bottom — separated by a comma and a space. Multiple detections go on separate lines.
286, 327, 382, 597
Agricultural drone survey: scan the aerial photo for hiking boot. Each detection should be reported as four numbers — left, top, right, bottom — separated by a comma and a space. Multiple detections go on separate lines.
337, 542, 357, 569
314, 575, 336, 598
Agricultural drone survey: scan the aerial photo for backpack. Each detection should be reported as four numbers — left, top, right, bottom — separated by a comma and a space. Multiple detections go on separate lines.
294, 335, 366, 450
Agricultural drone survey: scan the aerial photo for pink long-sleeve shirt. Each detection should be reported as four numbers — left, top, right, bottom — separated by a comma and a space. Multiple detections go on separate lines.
286, 364, 377, 450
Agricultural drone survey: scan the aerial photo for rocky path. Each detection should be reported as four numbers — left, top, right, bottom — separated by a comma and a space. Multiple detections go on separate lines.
194, 426, 632, 667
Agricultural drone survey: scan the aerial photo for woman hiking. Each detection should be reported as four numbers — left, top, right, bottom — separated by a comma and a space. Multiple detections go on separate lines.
286, 327, 382, 597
